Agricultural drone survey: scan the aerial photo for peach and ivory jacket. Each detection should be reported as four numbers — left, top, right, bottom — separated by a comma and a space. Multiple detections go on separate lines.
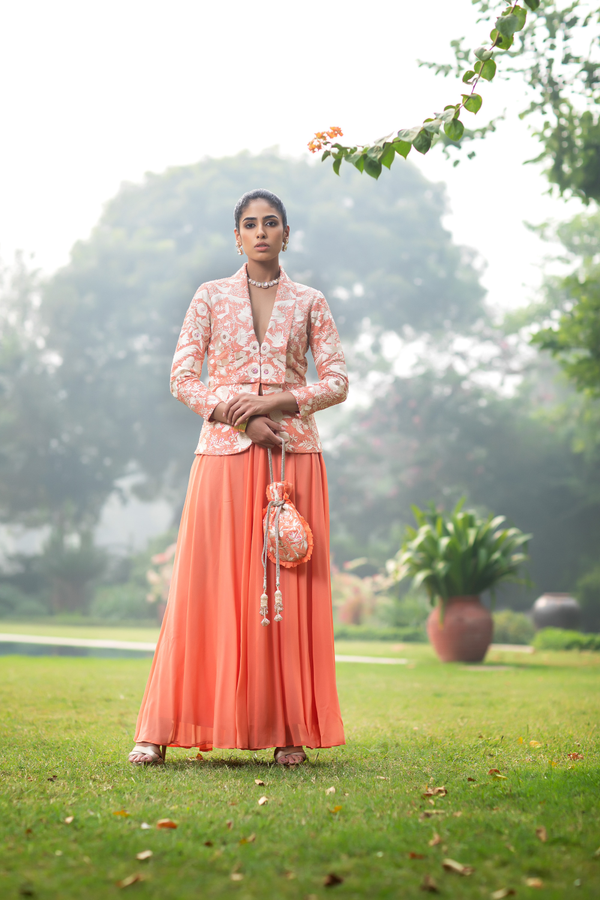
170, 264, 349, 455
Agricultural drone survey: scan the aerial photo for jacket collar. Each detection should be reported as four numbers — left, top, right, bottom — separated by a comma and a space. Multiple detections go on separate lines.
231, 263, 297, 352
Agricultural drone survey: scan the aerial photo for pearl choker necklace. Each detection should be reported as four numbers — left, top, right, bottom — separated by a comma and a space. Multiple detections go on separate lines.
248, 274, 280, 289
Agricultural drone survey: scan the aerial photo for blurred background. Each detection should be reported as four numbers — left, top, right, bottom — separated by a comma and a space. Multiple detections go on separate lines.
1, 0, 599, 639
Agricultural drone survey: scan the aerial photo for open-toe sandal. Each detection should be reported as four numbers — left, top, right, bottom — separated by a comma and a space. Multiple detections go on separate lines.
274, 747, 307, 766
128, 743, 167, 766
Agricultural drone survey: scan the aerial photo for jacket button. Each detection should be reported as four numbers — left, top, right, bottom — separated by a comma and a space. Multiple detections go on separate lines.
261, 343, 269, 353
251, 342, 259, 352
262, 367, 270, 377
251, 366, 259, 375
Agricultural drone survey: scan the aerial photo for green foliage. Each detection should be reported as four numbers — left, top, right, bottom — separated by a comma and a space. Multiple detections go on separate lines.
575, 561, 600, 632
492, 608, 535, 644
533, 626, 600, 651
310, 2, 531, 177
333, 624, 426, 642
0, 583, 47, 618
524, 211, 600, 395
89, 583, 150, 622
389, 500, 531, 607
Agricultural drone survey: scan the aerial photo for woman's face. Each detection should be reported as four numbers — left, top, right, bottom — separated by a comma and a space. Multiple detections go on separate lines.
234, 199, 289, 262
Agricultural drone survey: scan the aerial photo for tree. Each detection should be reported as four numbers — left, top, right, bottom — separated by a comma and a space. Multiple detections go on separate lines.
309, 1, 600, 201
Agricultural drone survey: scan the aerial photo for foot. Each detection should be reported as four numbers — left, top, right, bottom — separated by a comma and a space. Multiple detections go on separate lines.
129, 742, 165, 765
274, 746, 307, 766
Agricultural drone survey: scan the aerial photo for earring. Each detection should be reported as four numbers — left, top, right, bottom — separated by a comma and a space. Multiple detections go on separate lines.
236, 243, 243, 255
282, 238, 289, 252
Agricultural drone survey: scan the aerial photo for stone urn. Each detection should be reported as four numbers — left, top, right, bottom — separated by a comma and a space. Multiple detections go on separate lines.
427, 595, 494, 663
532, 593, 580, 631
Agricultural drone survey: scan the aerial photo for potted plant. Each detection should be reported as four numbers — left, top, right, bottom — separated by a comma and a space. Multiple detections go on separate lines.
387, 500, 531, 662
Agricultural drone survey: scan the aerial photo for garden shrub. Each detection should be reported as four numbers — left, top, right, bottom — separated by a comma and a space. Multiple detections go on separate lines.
89, 583, 150, 621
492, 609, 535, 644
0, 584, 48, 618
333, 624, 426, 642
533, 627, 600, 651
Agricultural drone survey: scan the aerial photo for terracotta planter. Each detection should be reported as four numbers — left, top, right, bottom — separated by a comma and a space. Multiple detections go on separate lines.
427, 595, 493, 663
532, 593, 580, 631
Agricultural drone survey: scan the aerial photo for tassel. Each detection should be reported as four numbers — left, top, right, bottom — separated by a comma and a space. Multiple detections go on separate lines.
260, 592, 270, 626
274, 589, 283, 622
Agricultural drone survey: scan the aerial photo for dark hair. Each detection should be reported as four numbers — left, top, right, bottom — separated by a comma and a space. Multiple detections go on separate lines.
234, 189, 288, 231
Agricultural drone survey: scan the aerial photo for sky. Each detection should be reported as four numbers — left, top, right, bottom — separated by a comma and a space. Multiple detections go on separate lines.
1, 0, 585, 318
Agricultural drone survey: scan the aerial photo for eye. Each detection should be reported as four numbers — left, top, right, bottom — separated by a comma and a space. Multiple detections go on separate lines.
244, 223, 255, 229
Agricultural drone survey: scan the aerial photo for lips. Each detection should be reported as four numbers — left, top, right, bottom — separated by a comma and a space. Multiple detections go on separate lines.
255, 244, 269, 250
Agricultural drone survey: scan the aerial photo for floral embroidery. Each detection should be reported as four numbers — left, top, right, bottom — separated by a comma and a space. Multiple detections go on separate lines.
170, 265, 349, 455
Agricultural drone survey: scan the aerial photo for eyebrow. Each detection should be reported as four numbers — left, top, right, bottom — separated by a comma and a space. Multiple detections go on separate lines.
242, 214, 280, 222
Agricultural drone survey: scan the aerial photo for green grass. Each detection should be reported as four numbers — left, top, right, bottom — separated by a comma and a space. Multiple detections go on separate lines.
1, 646, 599, 899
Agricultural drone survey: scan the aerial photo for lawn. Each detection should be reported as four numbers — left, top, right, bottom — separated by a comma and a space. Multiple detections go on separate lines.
1, 645, 599, 899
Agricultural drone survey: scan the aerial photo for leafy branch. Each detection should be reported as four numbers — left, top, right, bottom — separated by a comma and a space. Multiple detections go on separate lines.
308, 1, 540, 179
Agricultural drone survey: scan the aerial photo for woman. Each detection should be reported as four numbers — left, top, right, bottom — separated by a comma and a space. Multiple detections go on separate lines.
129, 189, 348, 767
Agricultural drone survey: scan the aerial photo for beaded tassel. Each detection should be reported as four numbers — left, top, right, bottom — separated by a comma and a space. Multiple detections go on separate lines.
260, 444, 286, 625
260, 592, 270, 627
274, 589, 283, 622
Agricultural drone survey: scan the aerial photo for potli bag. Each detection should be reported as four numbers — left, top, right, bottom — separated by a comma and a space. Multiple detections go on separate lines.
260, 440, 313, 625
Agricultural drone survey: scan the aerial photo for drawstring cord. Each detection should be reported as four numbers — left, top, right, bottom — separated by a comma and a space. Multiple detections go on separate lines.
260, 441, 286, 626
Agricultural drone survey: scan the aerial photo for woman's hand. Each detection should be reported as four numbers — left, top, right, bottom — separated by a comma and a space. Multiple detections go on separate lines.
223, 393, 274, 427
245, 416, 285, 448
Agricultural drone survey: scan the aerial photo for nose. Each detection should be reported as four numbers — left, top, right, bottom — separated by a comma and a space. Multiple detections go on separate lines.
256, 222, 266, 238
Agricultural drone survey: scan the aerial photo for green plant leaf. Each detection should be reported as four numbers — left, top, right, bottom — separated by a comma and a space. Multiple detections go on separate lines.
512, 5, 527, 30
444, 119, 465, 141
462, 69, 476, 83
444, 118, 465, 141
393, 140, 412, 159
474, 46, 493, 61
423, 117, 443, 134
462, 93, 483, 113
332, 157, 342, 176
412, 129, 433, 154
363, 156, 382, 179
474, 58, 497, 81
524, 0, 540, 9
496, 13, 519, 38
321, 150, 331, 161
490, 27, 514, 49
397, 126, 422, 143
380, 143, 396, 170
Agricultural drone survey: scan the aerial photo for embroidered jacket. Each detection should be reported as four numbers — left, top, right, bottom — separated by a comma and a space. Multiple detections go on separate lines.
170, 264, 349, 455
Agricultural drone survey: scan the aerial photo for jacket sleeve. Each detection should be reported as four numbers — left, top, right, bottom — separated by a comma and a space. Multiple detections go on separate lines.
170, 287, 222, 419
289, 293, 349, 417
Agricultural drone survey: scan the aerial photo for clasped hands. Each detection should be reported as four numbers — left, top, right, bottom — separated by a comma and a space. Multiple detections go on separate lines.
211, 391, 299, 449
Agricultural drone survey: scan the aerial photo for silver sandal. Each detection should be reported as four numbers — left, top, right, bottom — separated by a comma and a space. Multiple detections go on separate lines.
128, 743, 167, 765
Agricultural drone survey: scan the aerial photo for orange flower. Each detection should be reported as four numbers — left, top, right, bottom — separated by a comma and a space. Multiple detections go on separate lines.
315, 131, 328, 140
307, 140, 323, 153
327, 126, 343, 138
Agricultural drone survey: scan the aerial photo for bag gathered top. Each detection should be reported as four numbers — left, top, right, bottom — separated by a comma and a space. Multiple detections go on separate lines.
260, 440, 313, 625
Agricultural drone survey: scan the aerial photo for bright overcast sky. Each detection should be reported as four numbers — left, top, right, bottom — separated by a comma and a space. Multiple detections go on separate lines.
1, 0, 584, 313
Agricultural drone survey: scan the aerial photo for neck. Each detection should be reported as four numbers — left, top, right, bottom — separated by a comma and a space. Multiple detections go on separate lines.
246, 258, 280, 283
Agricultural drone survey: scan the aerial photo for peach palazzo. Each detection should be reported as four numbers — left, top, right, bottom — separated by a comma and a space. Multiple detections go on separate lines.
134, 266, 348, 751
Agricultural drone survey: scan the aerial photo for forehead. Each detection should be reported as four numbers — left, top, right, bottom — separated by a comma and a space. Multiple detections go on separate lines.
241, 199, 280, 221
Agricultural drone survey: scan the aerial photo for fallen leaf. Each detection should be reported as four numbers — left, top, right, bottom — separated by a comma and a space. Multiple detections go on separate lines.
467, 777, 476, 782
452, 811, 463, 818
254, 779, 265, 786
116, 873, 143, 888
140, 823, 151, 830
136, 850, 152, 861
568, 752, 584, 760
525, 877, 543, 888
420, 873, 439, 892
518, 736, 524, 744
156, 818, 177, 829
442, 858, 475, 876
535, 826, 547, 843
491, 890, 515, 899
323, 872, 344, 887
376, 776, 389, 780
329, 805, 343, 814
325, 786, 336, 795
226, 820, 233, 830
529, 740, 542, 748
419, 810, 445, 820
64, 816, 74, 825
409, 852, 426, 859
196, 753, 204, 760
24, 828, 33, 836
428, 832, 442, 847
113, 810, 130, 817
283, 871, 295, 879
47, 775, 58, 782
230, 873, 243, 882
488, 769, 508, 780
423, 786, 447, 798
203, 840, 213, 847
258, 796, 268, 806
239, 834, 256, 845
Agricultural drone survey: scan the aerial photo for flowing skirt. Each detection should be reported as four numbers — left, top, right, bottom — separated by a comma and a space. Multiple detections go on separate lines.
134, 446, 345, 751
